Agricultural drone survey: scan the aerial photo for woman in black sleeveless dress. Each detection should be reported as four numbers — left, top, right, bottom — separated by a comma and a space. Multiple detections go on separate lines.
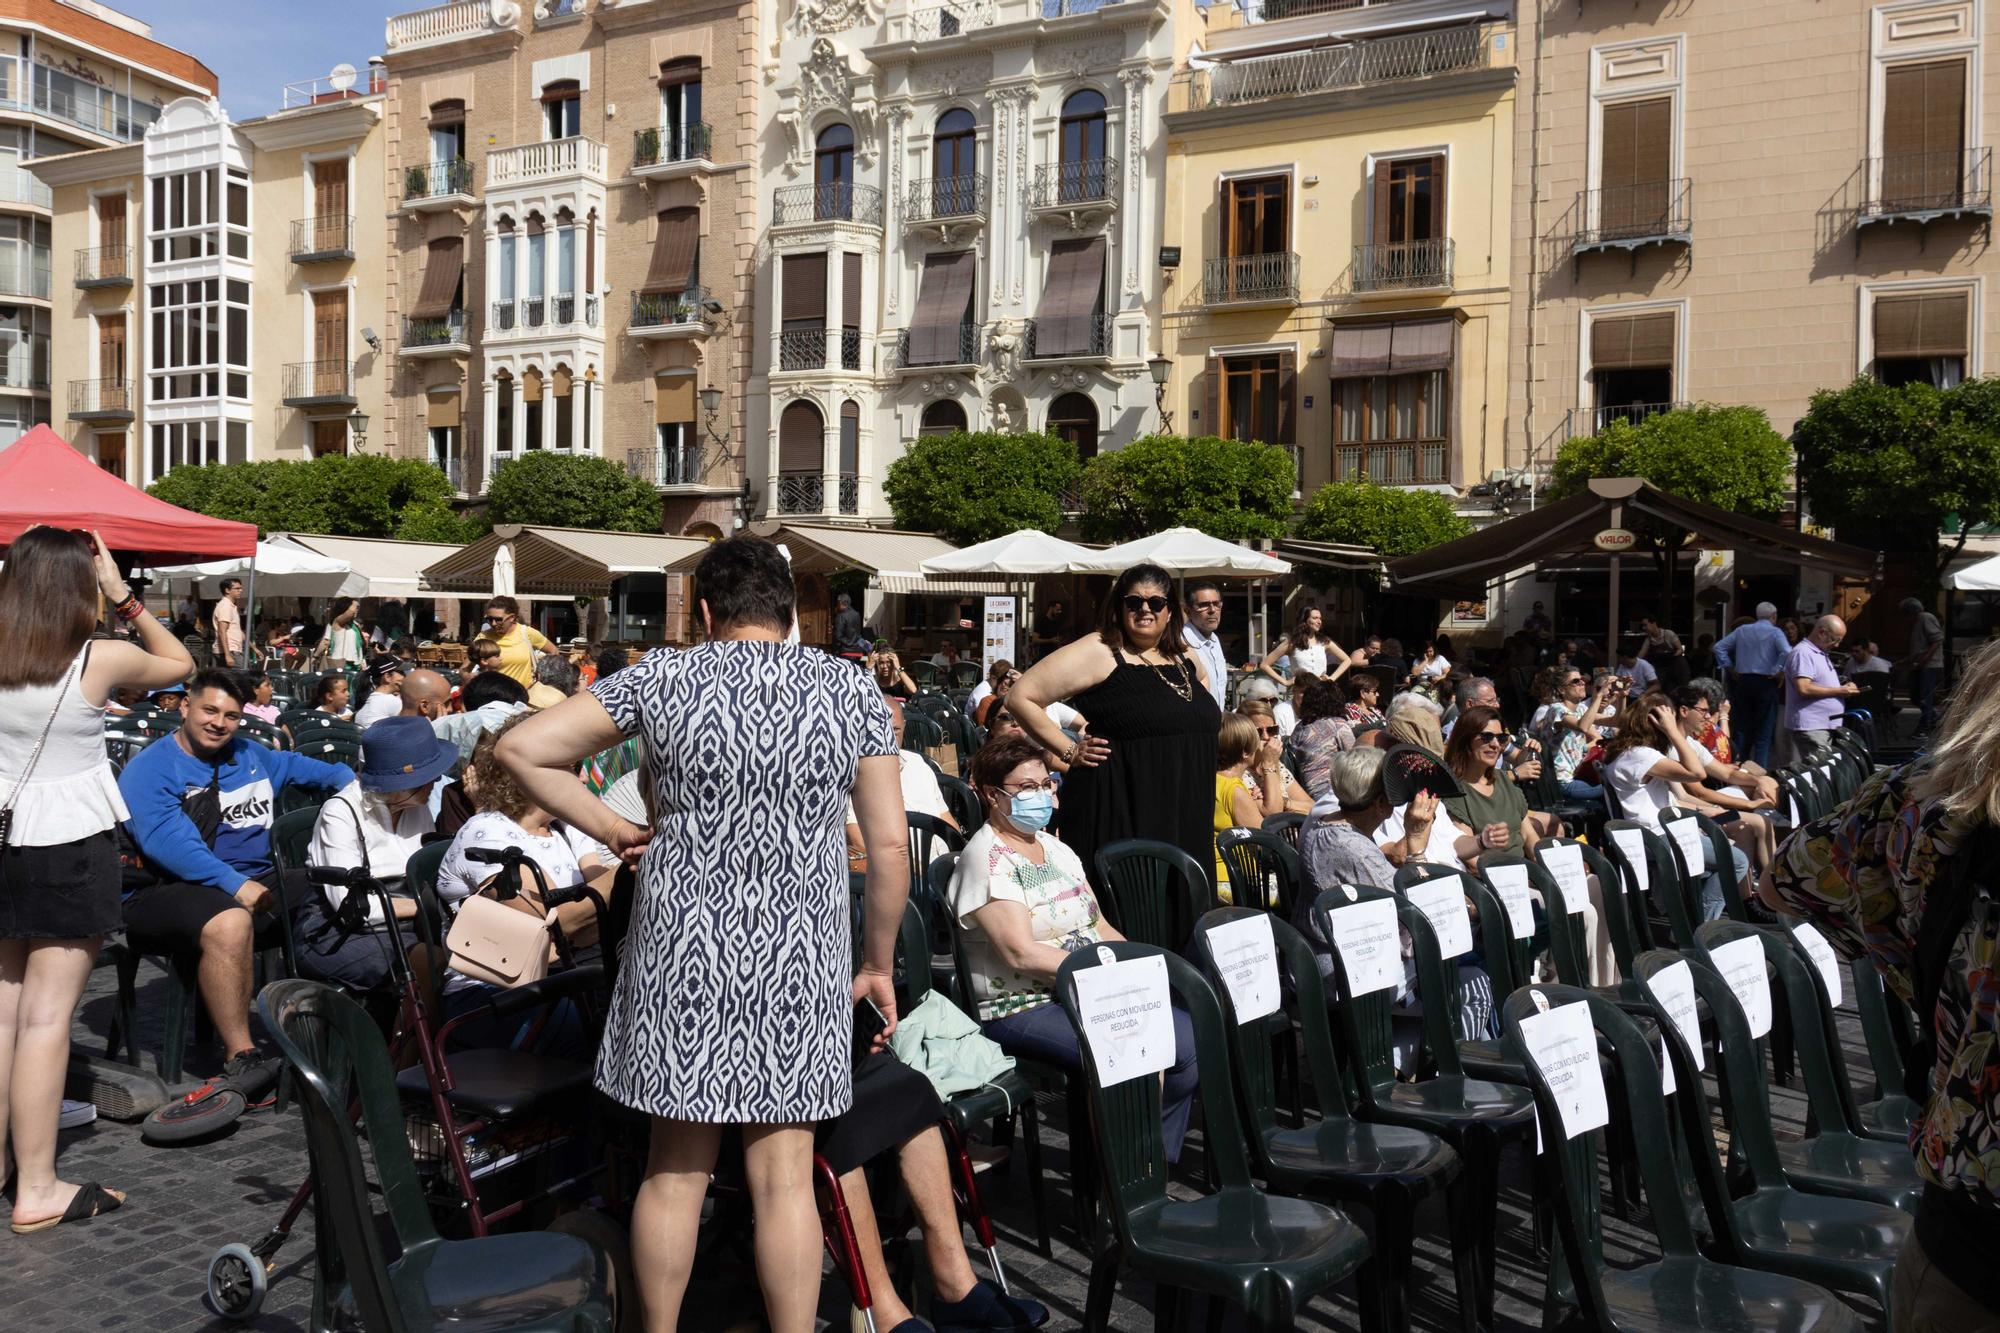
1011, 563, 1222, 882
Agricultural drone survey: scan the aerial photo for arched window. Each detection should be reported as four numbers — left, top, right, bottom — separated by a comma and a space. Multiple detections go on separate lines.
1047, 392, 1098, 460
658, 59, 703, 161
542, 79, 581, 140
839, 399, 861, 514
920, 399, 967, 437
428, 99, 465, 168
815, 124, 854, 220
779, 400, 827, 513
933, 108, 976, 215
494, 369, 515, 455
1059, 90, 1107, 205
522, 366, 545, 450
552, 364, 574, 452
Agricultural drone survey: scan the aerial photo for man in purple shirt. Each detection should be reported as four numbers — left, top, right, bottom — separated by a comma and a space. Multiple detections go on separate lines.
1784, 614, 1859, 759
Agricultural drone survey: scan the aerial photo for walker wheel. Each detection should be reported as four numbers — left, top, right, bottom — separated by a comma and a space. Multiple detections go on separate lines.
207, 1242, 266, 1321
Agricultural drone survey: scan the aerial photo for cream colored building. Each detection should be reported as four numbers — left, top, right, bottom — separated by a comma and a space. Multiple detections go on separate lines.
0, 0, 216, 455
1510, 0, 2000, 475
36, 73, 389, 484
378, 0, 758, 537
1160, 0, 1516, 497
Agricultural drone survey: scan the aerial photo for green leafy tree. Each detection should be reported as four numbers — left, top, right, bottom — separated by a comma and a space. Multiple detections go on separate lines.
883, 430, 1082, 545
1546, 405, 1792, 628
1076, 434, 1295, 544
483, 450, 664, 532
1793, 376, 2000, 594
147, 454, 465, 538
394, 497, 487, 545
1294, 478, 1471, 564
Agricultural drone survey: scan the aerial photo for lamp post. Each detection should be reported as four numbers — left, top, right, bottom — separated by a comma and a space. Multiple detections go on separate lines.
347, 409, 369, 453
1147, 353, 1174, 434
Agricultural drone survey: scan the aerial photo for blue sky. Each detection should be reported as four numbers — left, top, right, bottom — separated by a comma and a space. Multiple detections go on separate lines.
128, 2, 386, 121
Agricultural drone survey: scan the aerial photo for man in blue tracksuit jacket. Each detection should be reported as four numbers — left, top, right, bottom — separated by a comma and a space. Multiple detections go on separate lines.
119, 669, 353, 1101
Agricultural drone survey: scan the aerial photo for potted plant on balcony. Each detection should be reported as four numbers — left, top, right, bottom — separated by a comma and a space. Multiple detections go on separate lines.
635, 126, 660, 167
404, 164, 429, 198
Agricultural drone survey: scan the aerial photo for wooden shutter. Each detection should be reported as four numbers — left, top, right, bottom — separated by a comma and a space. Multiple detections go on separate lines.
1590, 311, 1676, 370
96, 315, 123, 382
427, 390, 461, 429
655, 375, 695, 425
641, 206, 700, 294
428, 99, 465, 126
782, 253, 827, 322
658, 58, 701, 88
410, 237, 463, 318
1276, 348, 1297, 445
1883, 60, 1967, 204
97, 195, 124, 251
1600, 97, 1672, 232
1204, 354, 1223, 435
522, 367, 543, 404
540, 79, 580, 104
1034, 237, 1105, 357
313, 159, 347, 219
313, 289, 347, 366
1874, 290, 1970, 357
1428, 154, 1448, 240
908, 250, 977, 364
1371, 159, 1392, 243
842, 252, 862, 328
778, 401, 823, 472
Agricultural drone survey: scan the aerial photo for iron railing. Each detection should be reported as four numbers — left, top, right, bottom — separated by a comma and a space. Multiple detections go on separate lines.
628, 443, 706, 487
1179, 24, 1487, 112
289, 215, 354, 259
778, 471, 825, 514
899, 322, 982, 368
1025, 311, 1111, 359
778, 329, 831, 372
68, 379, 132, 416
1030, 158, 1117, 208
434, 457, 464, 490
74, 246, 130, 285
403, 158, 474, 201
403, 312, 466, 349
490, 299, 516, 331
839, 329, 863, 371
838, 474, 860, 515
1352, 237, 1454, 291
1863, 147, 1994, 220
1202, 252, 1300, 305
1334, 440, 1448, 485
632, 287, 706, 329
521, 298, 546, 328
282, 360, 355, 402
1254, 0, 1418, 17
633, 123, 713, 169
1589, 401, 1690, 434
905, 174, 987, 222
551, 294, 599, 327
911, 0, 993, 38
1042, 0, 1112, 14
773, 181, 882, 225
1573, 177, 1693, 250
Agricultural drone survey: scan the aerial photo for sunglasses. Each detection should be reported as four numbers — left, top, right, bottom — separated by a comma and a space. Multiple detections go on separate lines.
1476, 730, 1506, 745
1254, 725, 1280, 738
1122, 595, 1170, 615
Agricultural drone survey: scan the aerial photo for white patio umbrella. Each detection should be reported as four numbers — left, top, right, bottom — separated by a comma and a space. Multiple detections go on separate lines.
1946, 551, 2000, 591
142, 541, 361, 599
1069, 527, 1291, 578
917, 529, 1097, 578
491, 541, 516, 598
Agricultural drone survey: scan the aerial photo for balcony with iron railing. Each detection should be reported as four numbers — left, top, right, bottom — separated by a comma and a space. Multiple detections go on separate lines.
627, 442, 707, 489
1352, 237, 1454, 293
899, 0, 1116, 40
401, 312, 468, 355
1025, 311, 1112, 360
1173, 23, 1491, 116
899, 322, 982, 370
773, 181, 883, 227
1029, 159, 1118, 219
68, 379, 133, 421
778, 471, 825, 515
633, 124, 714, 175
434, 456, 465, 492
290, 214, 355, 262
1587, 401, 1690, 435
631, 287, 708, 337
904, 175, 988, 233
1251, 0, 1425, 18
386, 0, 521, 54
1202, 252, 1300, 307
487, 136, 608, 187
74, 246, 130, 288
282, 360, 357, 407
403, 159, 476, 208
778, 329, 832, 373
1859, 147, 1994, 226
552, 294, 600, 329
1571, 178, 1693, 257
1334, 439, 1449, 486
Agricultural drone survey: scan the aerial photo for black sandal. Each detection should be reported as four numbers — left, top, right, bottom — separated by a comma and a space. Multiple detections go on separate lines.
10, 1181, 123, 1234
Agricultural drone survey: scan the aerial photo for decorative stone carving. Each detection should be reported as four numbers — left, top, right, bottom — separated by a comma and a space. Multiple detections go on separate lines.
789, 0, 874, 35
913, 57, 993, 98
1120, 66, 1151, 298
989, 399, 1017, 432
781, 39, 878, 172
918, 375, 967, 397
533, 0, 586, 19
1047, 38, 1123, 78
1043, 368, 1092, 391
983, 321, 1023, 385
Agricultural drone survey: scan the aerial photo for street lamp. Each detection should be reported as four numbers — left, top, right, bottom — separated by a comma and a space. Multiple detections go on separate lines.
1147, 354, 1174, 434
347, 409, 369, 452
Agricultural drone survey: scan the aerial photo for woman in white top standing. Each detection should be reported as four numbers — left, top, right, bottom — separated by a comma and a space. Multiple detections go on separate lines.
322, 597, 368, 669
1257, 605, 1351, 687
0, 528, 192, 1232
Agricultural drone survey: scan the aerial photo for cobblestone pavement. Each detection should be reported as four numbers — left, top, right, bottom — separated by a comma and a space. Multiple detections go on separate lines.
6, 937, 1885, 1332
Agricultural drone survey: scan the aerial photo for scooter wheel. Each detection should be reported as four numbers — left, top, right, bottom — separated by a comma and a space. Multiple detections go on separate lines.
207, 1242, 266, 1321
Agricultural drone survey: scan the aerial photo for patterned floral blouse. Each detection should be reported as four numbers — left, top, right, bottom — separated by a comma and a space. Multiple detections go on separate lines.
949, 823, 1106, 1022
1769, 761, 1999, 1202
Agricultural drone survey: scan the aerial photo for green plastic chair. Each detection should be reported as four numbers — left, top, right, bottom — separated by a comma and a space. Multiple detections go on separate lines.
907, 660, 940, 688
1307, 886, 1535, 1327
258, 979, 616, 1332
1260, 811, 1305, 851
948, 661, 982, 690
1192, 907, 1476, 1333
1847, 964, 1925, 1140
1764, 923, 1914, 1147
1215, 828, 1301, 915
1598, 820, 1680, 955
1093, 838, 1213, 953
239, 716, 288, 752
1053, 942, 1373, 1332
1497, 983, 1865, 1333
1634, 948, 1909, 1320
902, 712, 947, 753
1694, 921, 1922, 1213
937, 773, 982, 832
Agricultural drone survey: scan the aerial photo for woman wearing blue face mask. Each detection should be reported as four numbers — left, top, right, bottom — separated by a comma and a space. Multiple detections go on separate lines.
949, 734, 1201, 1161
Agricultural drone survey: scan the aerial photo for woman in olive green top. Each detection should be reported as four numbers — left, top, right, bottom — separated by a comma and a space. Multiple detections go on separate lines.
1441, 705, 1541, 864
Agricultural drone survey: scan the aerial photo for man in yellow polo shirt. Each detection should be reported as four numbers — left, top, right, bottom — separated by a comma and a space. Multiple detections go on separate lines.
473, 595, 550, 687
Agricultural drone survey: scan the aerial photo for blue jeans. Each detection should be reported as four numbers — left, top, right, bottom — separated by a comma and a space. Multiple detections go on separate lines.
1699, 837, 1751, 922
1730, 676, 1782, 769
1914, 665, 1943, 735
984, 1000, 1200, 1163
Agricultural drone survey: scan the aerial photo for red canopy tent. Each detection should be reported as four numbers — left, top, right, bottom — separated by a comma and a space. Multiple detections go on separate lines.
0, 426, 255, 560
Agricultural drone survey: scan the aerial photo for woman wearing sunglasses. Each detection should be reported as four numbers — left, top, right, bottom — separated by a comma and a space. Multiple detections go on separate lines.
1010, 563, 1222, 891
1439, 705, 1548, 864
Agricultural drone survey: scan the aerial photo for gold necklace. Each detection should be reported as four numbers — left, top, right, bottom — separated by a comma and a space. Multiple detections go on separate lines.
1145, 655, 1193, 702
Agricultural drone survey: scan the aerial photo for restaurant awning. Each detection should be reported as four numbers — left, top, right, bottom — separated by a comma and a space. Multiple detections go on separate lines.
266, 533, 468, 599
663, 522, 977, 594
1070, 527, 1291, 578
1271, 538, 1386, 575
1385, 477, 1879, 599
422, 525, 711, 598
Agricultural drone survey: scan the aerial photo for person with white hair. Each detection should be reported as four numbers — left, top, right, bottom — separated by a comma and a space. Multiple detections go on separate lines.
1785, 614, 1859, 760
1712, 601, 1793, 767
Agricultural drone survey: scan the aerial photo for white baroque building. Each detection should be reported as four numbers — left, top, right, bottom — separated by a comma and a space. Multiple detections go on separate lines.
752, 0, 1172, 523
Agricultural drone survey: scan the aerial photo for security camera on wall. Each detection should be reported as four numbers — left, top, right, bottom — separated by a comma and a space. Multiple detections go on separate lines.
361, 327, 380, 351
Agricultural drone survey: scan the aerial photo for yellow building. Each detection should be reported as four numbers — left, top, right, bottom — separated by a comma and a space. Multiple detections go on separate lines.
1160, 0, 1516, 498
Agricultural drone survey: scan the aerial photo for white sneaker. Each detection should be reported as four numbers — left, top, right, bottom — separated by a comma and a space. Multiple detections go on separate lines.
57, 1099, 97, 1130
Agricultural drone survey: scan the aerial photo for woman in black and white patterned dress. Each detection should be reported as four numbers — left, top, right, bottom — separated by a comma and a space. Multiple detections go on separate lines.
498, 536, 910, 1333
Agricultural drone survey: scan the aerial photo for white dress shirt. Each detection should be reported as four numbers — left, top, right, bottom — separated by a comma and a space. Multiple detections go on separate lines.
1183, 623, 1229, 708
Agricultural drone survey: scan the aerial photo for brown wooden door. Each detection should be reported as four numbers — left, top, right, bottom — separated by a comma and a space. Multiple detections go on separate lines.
1226, 176, 1288, 257
312, 419, 346, 458
313, 289, 347, 394
312, 161, 348, 251
96, 315, 124, 388
795, 572, 831, 646
96, 196, 125, 276
1598, 97, 1672, 235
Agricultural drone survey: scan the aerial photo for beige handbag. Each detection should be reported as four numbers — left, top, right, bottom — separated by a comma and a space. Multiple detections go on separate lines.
444, 893, 555, 989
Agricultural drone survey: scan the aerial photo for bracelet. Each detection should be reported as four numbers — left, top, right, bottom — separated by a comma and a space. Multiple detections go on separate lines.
1062, 741, 1082, 766
112, 595, 145, 623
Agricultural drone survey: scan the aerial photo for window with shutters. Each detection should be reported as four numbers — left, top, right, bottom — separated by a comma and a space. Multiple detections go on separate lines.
494, 370, 514, 456
1048, 392, 1099, 460
543, 79, 581, 140
659, 59, 703, 161
839, 400, 861, 513
311, 418, 346, 459
1870, 287, 1971, 388
1329, 320, 1453, 483
1211, 175, 1295, 304
1876, 59, 1969, 213
781, 252, 828, 371
553, 365, 574, 451
1056, 91, 1109, 202
1594, 96, 1675, 239
1362, 155, 1449, 290
523, 367, 545, 451
778, 401, 826, 513
841, 252, 863, 370
1588, 309, 1677, 430
95, 314, 124, 388
816, 124, 855, 220
308, 159, 348, 255
1219, 354, 1286, 444
429, 101, 466, 167
310, 288, 347, 396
